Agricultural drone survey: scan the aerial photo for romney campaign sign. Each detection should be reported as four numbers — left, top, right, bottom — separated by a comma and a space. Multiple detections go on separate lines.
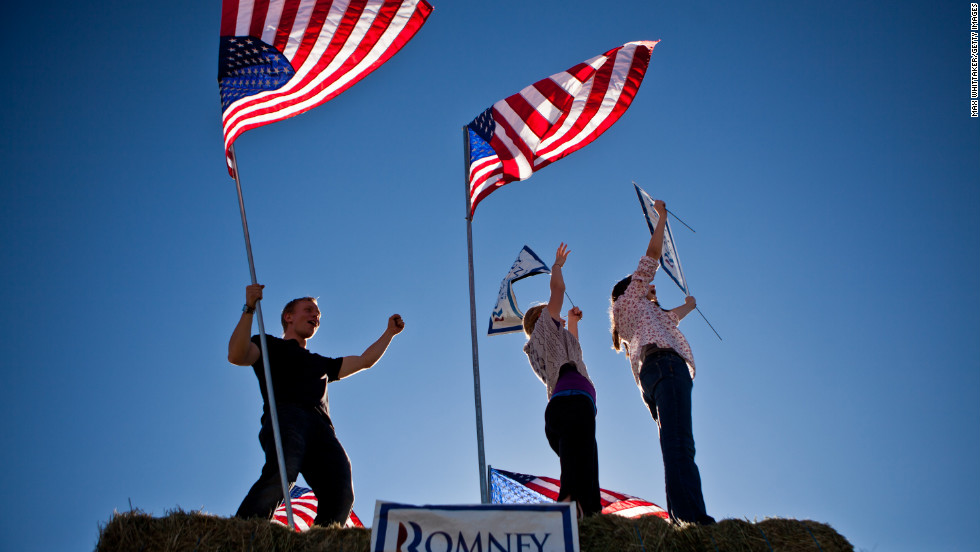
370, 501, 579, 552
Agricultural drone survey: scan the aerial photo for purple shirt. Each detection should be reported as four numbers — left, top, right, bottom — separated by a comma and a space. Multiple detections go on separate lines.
551, 362, 597, 411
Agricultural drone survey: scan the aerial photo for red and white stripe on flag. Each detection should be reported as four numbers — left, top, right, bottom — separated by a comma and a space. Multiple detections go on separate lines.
272, 486, 364, 530
466, 40, 658, 215
218, 0, 433, 177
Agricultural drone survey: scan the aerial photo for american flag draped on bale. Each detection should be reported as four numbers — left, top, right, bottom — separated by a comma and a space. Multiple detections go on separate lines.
465, 40, 659, 215
490, 466, 668, 519
273, 486, 364, 531
218, 0, 433, 176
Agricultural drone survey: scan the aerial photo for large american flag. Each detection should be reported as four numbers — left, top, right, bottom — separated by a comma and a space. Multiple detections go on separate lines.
272, 485, 364, 530
466, 40, 659, 216
218, 0, 433, 176
489, 466, 668, 520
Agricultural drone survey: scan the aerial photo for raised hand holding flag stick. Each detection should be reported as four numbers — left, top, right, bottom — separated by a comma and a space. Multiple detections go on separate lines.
633, 184, 721, 341
632, 182, 696, 233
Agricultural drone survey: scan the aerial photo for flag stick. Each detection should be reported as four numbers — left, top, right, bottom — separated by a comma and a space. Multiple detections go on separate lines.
462, 127, 489, 503
230, 145, 296, 529
631, 181, 696, 232
564, 291, 576, 308
695, 306, 722, 341
666, 208, 696, 233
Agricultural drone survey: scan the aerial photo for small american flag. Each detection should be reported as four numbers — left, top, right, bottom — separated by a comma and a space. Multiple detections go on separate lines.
466, 41, 659, 216
272, 485, 364, 530
218, 0, 433, 177
489, 466, 668, 520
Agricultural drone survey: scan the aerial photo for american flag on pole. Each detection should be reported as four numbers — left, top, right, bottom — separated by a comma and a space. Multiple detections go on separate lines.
489, 466, 668, 520
272, 485, 364, 530
218, 0, 433, 177
465, 40, 659, 216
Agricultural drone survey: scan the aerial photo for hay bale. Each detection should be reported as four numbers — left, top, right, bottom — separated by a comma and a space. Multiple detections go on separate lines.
95, 509, 371, 552
577, 514, 853, 552
97, 510, 852, 552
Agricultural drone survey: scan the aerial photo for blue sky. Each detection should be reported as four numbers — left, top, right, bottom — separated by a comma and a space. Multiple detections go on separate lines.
1, 1, 977, 551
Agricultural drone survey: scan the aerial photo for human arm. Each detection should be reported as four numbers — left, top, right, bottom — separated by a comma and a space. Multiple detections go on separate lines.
228, 284, 263, 366
337, 314, 405, 379
670, 296, 697, 322
645, 200, 668, 259
566, 306, 583, 340
547, 243, 570, 322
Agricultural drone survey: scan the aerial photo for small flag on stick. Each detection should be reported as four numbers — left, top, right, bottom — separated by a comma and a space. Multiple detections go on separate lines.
488, 246, 550, 335
634, 183, 688, 295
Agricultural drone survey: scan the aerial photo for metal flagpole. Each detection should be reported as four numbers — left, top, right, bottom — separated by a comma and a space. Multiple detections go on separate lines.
462, 126, 489, 503
229, 144, 296, 529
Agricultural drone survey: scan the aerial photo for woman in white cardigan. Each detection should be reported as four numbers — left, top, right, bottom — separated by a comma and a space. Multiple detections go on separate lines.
522, 243, 600, 517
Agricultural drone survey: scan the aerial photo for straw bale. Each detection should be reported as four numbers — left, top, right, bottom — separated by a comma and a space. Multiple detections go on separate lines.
96, 509, 852, 552
96, 509, 370, 552
576, 514, 852, 552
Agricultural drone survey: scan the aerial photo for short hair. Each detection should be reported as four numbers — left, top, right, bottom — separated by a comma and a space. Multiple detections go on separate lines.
522, 304, 547, 337
281, 297, 318, 331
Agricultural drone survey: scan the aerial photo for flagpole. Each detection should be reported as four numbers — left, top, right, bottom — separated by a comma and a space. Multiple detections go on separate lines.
462, 126, 489, 503
230, 145, 296, 529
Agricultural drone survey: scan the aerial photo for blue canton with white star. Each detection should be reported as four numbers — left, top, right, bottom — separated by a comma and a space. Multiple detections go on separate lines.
218, 36, 295, 112
467, 108, 497, 163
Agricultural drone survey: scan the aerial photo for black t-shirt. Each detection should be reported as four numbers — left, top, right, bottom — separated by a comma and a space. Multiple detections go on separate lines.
250, 335, 342, 418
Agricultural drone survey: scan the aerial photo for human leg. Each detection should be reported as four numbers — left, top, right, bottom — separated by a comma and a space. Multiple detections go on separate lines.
235, 411, 308, 520
302, 416, 354, 527
544, 395, 601, 516
639, 352, 714, 524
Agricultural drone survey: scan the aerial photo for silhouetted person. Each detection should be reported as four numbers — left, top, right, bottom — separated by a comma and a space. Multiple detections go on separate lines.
229, 284, 404, 526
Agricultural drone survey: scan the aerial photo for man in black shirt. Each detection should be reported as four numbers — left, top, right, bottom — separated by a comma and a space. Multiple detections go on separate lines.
228, 283, 405, 526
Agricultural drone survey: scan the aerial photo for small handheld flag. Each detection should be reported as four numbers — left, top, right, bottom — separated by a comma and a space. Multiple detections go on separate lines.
633, 184, 723, 341
488, 246, 550, 335
634, 183, 688, 295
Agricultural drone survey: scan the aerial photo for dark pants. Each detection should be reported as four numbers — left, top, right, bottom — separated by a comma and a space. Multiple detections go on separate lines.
235, 405, 353, 526
544, 394, 601, 516
639, 350, 714, 525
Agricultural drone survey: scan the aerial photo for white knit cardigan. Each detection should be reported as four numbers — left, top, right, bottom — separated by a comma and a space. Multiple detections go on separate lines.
522, 306, 594, 399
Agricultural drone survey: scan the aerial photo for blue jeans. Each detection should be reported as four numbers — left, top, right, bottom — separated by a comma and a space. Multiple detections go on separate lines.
639, 350, 714, 524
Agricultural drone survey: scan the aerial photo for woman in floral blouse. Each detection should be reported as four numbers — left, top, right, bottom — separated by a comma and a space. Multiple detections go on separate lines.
609, 199, 715, 525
